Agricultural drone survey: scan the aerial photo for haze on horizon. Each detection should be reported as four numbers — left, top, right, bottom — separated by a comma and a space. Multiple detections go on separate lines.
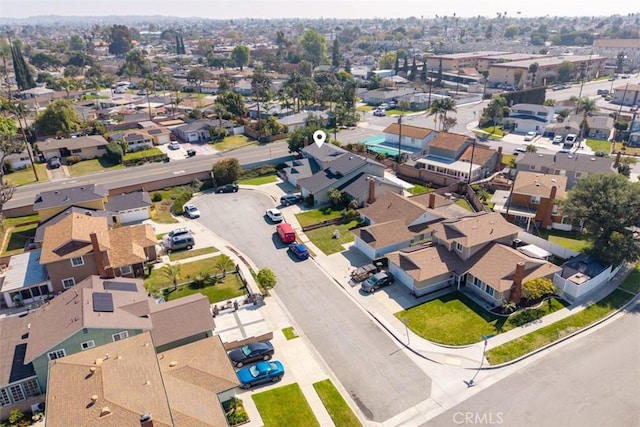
1, 0, 636, 20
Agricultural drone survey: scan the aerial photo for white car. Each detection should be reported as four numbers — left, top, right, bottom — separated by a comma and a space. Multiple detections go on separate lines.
183, 204, 200, 219
552, 135, 564, 144
524, 131, 537, 141
266, 208, 283, 223
373, 109, 386, 117
168, 141, 180, 150
564, 134, 578, 145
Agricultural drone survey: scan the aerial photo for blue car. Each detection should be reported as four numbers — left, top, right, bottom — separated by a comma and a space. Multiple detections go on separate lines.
288, 241, 309, 260
236, 360, 285, 389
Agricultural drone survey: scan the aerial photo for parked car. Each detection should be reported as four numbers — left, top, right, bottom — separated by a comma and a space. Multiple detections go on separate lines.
163, 233, 194, 253
186, 149, 196, 157
166, 228, 190, 239
373, 109, 386, 117
597, 89, 610, 96
228, 341, 274, 368
276, 223, 296, 244
564, 134, 578, 145
183, 204, 200, 219
280, 193, 303, 206
513, 146, 527, 154
47, 157, 61, 169
137, 89, 147, 96
266, 208, 283, 223
168, 141, 180, 150
524, 131, 537, 141
288, 241, 310, 260
552, 135, 564, 144
360, 271, 394, 293
379, 103, 389, 110
216, 184, 239, 193
236, 360, 284, 389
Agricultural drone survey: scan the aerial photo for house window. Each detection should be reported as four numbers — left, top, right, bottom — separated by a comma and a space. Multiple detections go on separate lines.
119, 265, 133, 275
71, 149, 82, 154
531, 195, 541, 204
62, 278, 76, 289
0, 388, 11, 406
473, 276, 483, 288
8, 385, 25, 403
70, 256, 84, 267
81, 340, 95, 350
112, 331, 129, 342
23, 379, 41, 398
47, 349, 66, 361
455, 242, 463, 253
485, 285, 496, 297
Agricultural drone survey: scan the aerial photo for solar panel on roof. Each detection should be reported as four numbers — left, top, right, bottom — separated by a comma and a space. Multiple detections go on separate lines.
103, 281, 138, 292
92, 292, 114, 312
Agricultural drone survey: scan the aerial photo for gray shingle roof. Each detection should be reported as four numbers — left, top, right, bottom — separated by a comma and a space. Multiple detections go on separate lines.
299, 154, 368, 193
33, 184, 108, 211
105, 191, 152, 212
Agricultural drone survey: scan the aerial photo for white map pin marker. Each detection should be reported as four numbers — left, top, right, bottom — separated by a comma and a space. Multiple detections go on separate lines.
313, 130, 326, 148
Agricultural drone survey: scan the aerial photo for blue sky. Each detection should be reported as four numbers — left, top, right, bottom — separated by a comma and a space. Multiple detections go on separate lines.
0, 0, 635, 19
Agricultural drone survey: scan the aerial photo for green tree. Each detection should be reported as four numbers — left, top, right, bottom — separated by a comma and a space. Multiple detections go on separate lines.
617, 156, 637, 177
160, 263, 182, 290
528, 62, 539, 87
504, 25, 519, 39
287, 122, 323, 154
557, 61, 574, 83
327, 188, 344, 208
331, 38, 340, 67
69, 34, 86, 51
563, 173, 640, 265
215, 91, 247, 117
0, 131, 23, 186
108, 24, 133, 56
522, 278, 556, 300
525, 143, 537, 152
428, 98, 457, 131
186, 67, 212, 93
119, 49, 151, 79
11, 40, 35, 90
256, 268, 277, 290
29, 52, 63, 70
616, 51, 626, 74
482, 95, 511, 133
299, 29, 327, 66
211, 158, 242, 185
231, 45, 250, 70
215, 253, 235, 276
33, 99, 83, 136
576, 96, 598, 140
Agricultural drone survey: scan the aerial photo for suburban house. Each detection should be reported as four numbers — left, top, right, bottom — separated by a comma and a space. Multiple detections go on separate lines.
352, 191, 469, 259
104, 191, 153, 224
414, 132, 502, 183
360, 87, 415, 105
628, 120, 640, 146
36, 135, 110, 161
44, 331, 238, 427
277, 111, 330, 133
4, 151, 32, 171
612, 83, 640, 106
493, 172, 568, 230
0, 249, 50, 309
296, 144, 386, 205
247, 102, 294, 120
514, 152, 615, 189
340, 174, 405, 207
172, 120, 214, 142
379, 123, 437, 158
553, 254, 619, 302
38, 212, 157, 293
585, 115, 614, 140
503, 103, 554, 134
33, 184, 109, 222
386, 212, 561, 303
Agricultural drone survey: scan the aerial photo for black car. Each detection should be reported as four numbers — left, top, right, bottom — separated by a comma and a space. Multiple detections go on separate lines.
360, 271, 394, 293
47, 157, 61, 169
216, 184, 239, 193
280, 193, 303, 206
228, 341, 275, 367
186, 149, 196, 157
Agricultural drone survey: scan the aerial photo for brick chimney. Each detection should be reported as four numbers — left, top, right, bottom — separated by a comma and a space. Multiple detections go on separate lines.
541, 185, 557, 229
428, 192, 436, 209
613, 151, 621, 168
367, 178, 376, 204
509, 262, 525, 304
90, 233, 106, 277
140, 413, 154, 427
495, 146, 503, 172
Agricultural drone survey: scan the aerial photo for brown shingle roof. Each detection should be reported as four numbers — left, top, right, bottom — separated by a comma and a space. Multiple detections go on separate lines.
149, 294, 215, 348
382, 123, 435, 139
353, 219, 416, 248
95, 224, 157, 268
458, 144, 496, 166
387, 245, 466, 282
39, 213, 109, 264
432, 212, 521, 248
513, 171, 568, 199
428, 132, 471, 151
358, 192, 427, 225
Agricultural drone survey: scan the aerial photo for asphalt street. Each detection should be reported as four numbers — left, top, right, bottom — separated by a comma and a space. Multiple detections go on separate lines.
425, 300, 640, 427
192, 189, 432, 423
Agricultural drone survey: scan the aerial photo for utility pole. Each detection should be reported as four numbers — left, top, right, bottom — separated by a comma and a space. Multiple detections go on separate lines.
397, 116, 403, 164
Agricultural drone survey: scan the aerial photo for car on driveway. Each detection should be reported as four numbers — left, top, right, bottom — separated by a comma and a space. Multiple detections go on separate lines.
183, 204, 200, 219
524, 131, 537, 141
373, 109, 386, 117
47, 157, 61, 169
360, 271, 394, 293
168, 141, 180, 150
236, 360, 284, 389
280, 193, 303, 206
513, 146, 527, 154
552, 135, 564, 144
216, 184, 239, 193
228, 341, 274, 368
288, 241, 310, 260
564, 134, 578, 145
266, 208, 283, 223
186, 149, 196, 157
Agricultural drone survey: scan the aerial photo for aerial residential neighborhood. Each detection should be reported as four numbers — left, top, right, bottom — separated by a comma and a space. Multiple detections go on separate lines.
0, 3, 638, 427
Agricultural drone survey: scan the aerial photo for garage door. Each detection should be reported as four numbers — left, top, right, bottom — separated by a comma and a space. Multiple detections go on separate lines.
119, 208, 150, 224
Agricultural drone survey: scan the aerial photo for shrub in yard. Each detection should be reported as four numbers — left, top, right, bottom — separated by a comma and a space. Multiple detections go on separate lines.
65, 155, 81, 165
509, 308, 545, 326
341, 208, 358, 220
105, 141, 123, 164
173, 194, 190, 215
151, 192, 163, 202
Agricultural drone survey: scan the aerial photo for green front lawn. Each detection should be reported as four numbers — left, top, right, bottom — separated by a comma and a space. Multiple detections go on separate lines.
3, 214, 39, 227
455, 198, 474, 211
124, 147, 163, 160
395, 292, 568, 346
68, 158, 122, 176
304, 220, 358, 255
619, 263, 640, 294
145, 257, 224, 290
486, 289, 632, 365
168, 246, 218, 261
151, 200, 178, 223
537, 229, 591, 253
295, 207, 343, 228
2, 223, 37, 255
585, 139, 612, 154
313, 380, 361, 427
252, 384, 319, 427
212, 135, 257, 151
237, 175, 278, 185
4, 163, 49, 186
407, 184, 431, 195
163, 273, 245, 304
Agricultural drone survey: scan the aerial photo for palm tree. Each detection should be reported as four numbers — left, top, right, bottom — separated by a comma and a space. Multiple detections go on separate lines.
213, 103, 228, 130
528, 62, 539, 88
576, 97, 598, 141
428, 98, 457, 130
160, 263, 181, 290
484, 96, 510, 134
215, 254, 235, 278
